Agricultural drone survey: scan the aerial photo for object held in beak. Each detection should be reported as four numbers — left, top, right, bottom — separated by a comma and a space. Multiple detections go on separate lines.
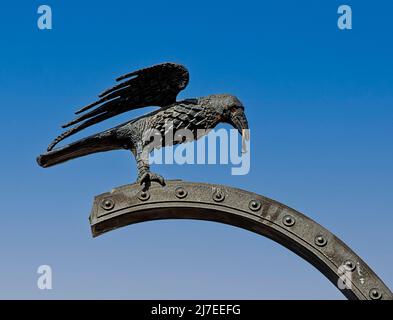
231, 110, 250, 153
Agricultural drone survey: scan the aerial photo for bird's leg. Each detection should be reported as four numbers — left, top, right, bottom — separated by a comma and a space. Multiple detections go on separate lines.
134, 142, 165, 188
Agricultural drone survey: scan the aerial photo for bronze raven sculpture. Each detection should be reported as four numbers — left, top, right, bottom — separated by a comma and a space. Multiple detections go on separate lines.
37, 63, 249, 186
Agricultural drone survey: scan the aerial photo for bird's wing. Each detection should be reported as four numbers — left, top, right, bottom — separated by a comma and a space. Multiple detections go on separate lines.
47, 62, 189, 151
64, 62, 189, 128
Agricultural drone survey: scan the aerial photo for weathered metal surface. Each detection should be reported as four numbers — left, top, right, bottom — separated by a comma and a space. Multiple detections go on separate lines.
89, 180, 393, 300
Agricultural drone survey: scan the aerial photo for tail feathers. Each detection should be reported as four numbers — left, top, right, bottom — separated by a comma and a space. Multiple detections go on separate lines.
37, 131, 123, 168
47, 111, 119, 151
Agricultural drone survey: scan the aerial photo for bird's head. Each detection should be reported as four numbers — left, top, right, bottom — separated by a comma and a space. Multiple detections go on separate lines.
200, 94, 250, 142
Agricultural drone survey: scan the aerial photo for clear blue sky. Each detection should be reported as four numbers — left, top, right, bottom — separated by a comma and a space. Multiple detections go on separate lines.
0, 0, 392, 299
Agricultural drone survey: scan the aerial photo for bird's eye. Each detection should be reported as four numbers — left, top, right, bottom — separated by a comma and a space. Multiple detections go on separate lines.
230, 106, 237, 113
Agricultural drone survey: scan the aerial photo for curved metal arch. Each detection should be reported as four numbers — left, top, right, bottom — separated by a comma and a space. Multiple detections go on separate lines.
89, 180, 393, 300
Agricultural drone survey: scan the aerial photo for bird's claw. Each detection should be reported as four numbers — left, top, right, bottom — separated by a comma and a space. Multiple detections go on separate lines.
137, 171, 166, 189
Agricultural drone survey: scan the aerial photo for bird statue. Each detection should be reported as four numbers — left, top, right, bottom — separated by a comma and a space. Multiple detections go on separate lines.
37, 62, 249, 187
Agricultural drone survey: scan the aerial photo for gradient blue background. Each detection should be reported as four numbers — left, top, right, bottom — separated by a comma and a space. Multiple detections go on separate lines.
0, 0, 392, 299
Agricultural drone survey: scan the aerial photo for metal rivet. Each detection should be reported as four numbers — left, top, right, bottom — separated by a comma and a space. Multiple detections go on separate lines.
175, 187, 187, 199
315, 235, 327, 247
101, 198, 115, 211
213, 189, 225, 202
283, 215, 295, 226
369, 288, 382, 300
344, 260, 356, 272
249, 200, 262, 211
138, 190, 150, 201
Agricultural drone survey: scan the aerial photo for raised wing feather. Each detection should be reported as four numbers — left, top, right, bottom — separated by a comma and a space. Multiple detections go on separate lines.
47, 62, 189, 151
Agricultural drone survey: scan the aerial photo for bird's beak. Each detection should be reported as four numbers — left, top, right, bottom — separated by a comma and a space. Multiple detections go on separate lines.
229, 109, 250, 153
